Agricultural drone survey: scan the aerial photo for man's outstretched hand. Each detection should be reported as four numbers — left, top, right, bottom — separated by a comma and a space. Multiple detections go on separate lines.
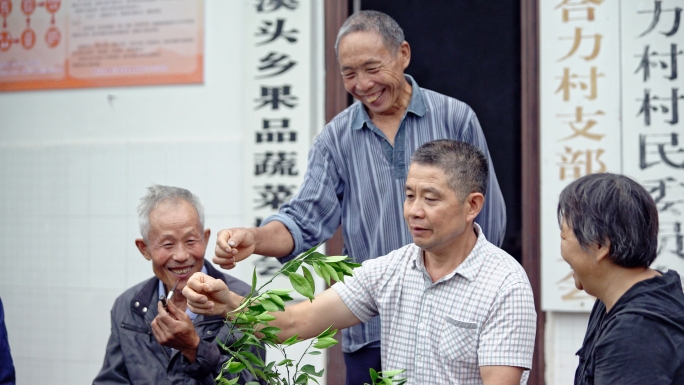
182, 272, 236, 317
213, 228, 257, 269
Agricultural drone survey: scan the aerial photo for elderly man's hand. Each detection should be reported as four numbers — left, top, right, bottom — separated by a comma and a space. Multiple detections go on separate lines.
182, 272, 237, 317
151, 301, 200, 363
213, 228, 257, 269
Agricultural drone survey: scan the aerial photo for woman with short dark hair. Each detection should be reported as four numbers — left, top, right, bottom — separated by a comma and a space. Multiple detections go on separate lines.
558, 173, 684, 385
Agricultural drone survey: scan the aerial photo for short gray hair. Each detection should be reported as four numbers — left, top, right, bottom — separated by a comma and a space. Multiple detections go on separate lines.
335, 10, 405, 57
410, 140, 489, 201
137, 185, 205, 241
557, 173, 659, 268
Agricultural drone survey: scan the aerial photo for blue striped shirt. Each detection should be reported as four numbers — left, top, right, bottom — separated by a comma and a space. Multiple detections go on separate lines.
263, 74, 506, 353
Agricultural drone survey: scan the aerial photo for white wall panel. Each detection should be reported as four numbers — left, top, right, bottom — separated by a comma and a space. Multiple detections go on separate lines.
545, 312, 591, 385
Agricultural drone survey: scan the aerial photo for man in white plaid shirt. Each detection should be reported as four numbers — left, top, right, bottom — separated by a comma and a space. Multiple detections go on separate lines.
183, 140, 536, 384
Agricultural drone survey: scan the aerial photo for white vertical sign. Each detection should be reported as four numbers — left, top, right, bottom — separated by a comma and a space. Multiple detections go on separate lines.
621, 1, 684, 276
541, 0, 621, 311
541, 0, 684, 312
240, 0, 318, 289
238, 0, 326, 377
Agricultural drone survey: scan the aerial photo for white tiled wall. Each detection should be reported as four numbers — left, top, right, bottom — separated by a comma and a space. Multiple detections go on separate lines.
545, 311, 591, 385
0, 141, 245, 383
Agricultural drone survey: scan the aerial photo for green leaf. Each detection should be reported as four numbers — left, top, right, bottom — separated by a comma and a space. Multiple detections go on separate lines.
332, 264, 346, 283
316, 261, 331, 286
267, 293, 286, 308
226, 360, 246, 373
382, 378, 393, 385
229, 333, 250, 348
302, 266, 316, 293
217, 377, 239, 385
231, 297, 253, 314
240, 350, 266, 367
301, 364, 324, 377
247, 304, 266, 313
322, 262, 340, 282
285, 260, 303, 274
260, 333, 279, 344
237, 313, 257, 323
245, 382, 262, 385
268, 289, 293, 296
277, 358, 294, 366
324, 255, 348, 263
370, 368, 378, 382
289, 272, 314, 300
251, 268, 257, 292
278, 293, 295, 302
282, 334, 301, 346
308, 350, 321, 355
299, 246, 320, 258
338, 261, 355, 276
234, 353, 256, 374
259, 326, 281, 335
380, 369, 405, 377
315, 325, 337, 339
256, 313, 276, 322
259, 298, 279, 312
312, 260, 323, 279
313, 337, 338, 349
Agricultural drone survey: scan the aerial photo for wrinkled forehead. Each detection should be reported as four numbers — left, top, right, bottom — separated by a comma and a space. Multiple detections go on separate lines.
406, 163, 450, 188
338, 30, 392, 56
148, 200, 202, 231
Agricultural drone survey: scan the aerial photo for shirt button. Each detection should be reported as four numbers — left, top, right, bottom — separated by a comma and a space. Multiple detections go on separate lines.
142, 307, 148, 313
207, 330, 213, 335
134, 301, 140, 307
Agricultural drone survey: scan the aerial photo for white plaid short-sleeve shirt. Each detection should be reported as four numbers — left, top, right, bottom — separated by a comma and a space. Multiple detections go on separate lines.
332, 224, 536, 384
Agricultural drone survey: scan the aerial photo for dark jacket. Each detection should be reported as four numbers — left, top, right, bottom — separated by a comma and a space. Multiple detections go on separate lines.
94, 262, 263, 385
0, 298, 16, 385
575, 270, 684, 385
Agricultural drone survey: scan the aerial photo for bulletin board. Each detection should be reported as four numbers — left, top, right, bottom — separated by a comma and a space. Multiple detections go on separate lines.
0, 0, 203, 91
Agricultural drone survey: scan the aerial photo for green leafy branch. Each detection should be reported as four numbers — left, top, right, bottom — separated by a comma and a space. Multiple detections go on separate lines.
215, 247, 363, 385
214, 246, 407, 385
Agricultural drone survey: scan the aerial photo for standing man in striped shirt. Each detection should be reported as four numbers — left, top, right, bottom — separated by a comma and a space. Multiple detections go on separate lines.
214, 10, 507, 385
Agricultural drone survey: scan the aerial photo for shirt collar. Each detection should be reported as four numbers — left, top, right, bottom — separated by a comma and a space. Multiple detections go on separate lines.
411, 223, 488, 283
350, 74, 428, 130
157, 264, 208, 321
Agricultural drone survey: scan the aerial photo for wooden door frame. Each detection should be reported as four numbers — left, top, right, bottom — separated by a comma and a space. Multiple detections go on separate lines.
521, 1, 544, 384
324, 1, 349, 385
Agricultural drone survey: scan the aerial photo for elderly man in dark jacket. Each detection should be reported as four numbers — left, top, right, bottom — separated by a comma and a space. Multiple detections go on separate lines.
94, 185, 262, 384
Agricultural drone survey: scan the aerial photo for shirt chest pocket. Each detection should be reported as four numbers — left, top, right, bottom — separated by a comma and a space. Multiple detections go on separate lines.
438, 316, 479, 363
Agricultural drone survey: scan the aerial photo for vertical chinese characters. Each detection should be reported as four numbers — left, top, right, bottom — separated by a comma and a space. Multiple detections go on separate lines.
553, 0, 609, 302
554, 0, 608, 185
249, 0, 306, 277
635, 0, 684, 266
